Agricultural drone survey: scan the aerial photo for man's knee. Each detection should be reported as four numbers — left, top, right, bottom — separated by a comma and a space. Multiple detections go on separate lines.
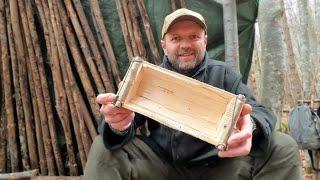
271, 132, 299, 152
253, 132, 302, 179
85, 135, 114, 171
268, 132, 301, 165
88, 135, 110, 160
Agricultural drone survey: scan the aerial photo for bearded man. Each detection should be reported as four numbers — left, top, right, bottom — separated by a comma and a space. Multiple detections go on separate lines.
84, 8, 302, 180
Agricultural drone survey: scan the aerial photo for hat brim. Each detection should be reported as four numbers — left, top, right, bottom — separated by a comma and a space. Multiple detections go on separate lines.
163, 15, 207, 38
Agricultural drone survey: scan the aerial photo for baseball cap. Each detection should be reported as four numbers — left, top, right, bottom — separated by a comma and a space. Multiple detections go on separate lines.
161, 8, 207, 39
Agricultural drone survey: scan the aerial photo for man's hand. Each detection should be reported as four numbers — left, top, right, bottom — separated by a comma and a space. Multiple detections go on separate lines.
96, 93, 135, 131
218, 104, 253, 157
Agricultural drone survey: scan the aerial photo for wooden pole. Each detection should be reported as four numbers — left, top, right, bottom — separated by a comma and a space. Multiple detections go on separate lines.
64, 70, 88, 169
171, 0, 177, 11
0, 0, 14, 172
26, 59, 48, 175
0, 96, 6, 173
115, 0, 134, 60
179, 0, 186, 8
0, 169, 39, 179
9, 0, 38, 169
60, 0, 97, 142
6, 140, 10, 172
78, 111, 92, 157
58, 0, 101, 121
34, 0, 51, 57
16, 1, 33, 170
56, 0, 89, 168
24, 51, 35, 172
91, 0, 122, 85
31, 0, 63, 175
72, 0, 114, 92
90, 8, 114, 84
136, 0, 161, 64
64, 0, 106, 93
40, 0, 66, 175
128, 0, 147, 59
19, 0, 58, 172
48, 0, 79, 175
77, 93, 98, 140
122, 0, 139, 57
7, 0, 28, 172
50, 0, 79, 175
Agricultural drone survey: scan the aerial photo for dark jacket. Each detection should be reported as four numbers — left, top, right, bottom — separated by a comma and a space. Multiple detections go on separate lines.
99, 53, 277, 166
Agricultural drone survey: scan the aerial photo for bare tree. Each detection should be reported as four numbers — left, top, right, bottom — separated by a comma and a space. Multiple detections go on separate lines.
296, 1, 313, 99
258, 0, 286, 129
315, 0, 320, 96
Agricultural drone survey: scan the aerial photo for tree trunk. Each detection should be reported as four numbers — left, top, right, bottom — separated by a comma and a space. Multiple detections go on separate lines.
247, 37, 261, 98
316, 0, 320, 96
296, 1, 312, 99
305, 1, 318, 100
223, 0, 240, 72
282, 1, 303, 104
258, 0, 286, 129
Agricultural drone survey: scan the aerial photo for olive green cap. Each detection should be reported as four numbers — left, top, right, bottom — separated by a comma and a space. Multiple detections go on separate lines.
161, 8, 207, 38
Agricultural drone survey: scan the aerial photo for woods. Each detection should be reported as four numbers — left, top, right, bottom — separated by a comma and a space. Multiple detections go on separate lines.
0, 0, 319, 178
248, 0, 320, 123
248, 1, 320, 178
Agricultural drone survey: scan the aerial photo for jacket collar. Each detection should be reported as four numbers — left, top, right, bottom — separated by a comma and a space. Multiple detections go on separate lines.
160, 52, 208, 78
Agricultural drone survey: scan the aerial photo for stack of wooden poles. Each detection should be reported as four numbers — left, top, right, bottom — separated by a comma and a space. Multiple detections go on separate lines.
0, 0, 186, 176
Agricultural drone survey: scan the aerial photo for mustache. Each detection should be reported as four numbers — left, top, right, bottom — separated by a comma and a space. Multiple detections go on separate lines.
178, 48, 197, 55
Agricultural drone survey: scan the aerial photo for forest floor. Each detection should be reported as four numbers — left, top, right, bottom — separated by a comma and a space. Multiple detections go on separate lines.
281, 110, 314, 180
301, 150, 312, 180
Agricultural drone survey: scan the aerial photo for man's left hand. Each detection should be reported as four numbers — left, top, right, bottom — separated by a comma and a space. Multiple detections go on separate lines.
218, 104, 253, 157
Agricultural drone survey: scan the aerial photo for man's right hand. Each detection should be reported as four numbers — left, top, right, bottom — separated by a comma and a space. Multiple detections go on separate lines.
96, 93, 135, 132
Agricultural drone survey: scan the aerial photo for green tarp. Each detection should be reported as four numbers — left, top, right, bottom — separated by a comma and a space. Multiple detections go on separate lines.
83, 0, 258, 83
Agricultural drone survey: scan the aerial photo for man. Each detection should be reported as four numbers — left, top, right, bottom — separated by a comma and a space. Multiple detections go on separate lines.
84, 8, 301, 179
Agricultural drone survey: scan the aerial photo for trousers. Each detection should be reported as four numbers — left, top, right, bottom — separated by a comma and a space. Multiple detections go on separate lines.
84, 132, 302, 180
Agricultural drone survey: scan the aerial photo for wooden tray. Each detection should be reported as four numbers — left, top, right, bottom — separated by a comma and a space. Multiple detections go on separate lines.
115, 57, 246, 150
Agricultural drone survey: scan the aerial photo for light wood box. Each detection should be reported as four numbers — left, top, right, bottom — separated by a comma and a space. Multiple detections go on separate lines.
115, 57, 246, 150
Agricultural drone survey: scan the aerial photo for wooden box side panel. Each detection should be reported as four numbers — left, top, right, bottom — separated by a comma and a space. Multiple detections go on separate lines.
123, 63, 238, 145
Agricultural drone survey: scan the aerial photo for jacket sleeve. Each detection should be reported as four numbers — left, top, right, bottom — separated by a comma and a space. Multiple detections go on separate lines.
224, 66, 277, 157
98, 113, 147, 151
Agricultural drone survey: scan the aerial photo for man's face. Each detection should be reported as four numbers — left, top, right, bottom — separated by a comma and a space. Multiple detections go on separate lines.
161, 20, 207, 72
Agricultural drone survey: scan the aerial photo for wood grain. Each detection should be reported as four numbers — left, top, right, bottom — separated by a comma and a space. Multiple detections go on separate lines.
117, 59, 246, 150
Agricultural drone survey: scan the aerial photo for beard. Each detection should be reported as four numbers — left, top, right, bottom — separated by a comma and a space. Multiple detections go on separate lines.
167, 48, 205, 75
